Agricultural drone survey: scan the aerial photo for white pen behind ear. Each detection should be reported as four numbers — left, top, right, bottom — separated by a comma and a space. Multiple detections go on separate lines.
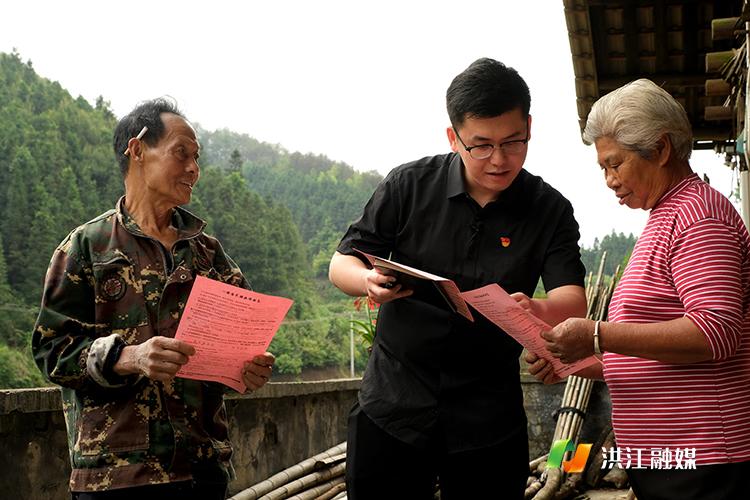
123, 126, 149, 156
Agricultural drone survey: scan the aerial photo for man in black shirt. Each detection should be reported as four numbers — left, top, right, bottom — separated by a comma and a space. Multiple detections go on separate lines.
329, 58, 587, 499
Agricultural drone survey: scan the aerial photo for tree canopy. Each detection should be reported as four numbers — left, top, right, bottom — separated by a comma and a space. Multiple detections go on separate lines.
580, 230, 637, 277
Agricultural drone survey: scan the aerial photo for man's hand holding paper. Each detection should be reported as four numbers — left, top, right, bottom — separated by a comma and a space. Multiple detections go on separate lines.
364, 266, 414, 304
354, 249, 474, 321
242, 353, 276, 392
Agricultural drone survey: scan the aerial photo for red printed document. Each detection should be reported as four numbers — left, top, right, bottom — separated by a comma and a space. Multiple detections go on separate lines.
354, 249, 474, 322
175, 276, 293, 392
461, 284, 599, 378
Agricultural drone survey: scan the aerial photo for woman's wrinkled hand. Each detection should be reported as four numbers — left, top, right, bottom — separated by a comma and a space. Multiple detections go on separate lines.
540, 317, 594, 364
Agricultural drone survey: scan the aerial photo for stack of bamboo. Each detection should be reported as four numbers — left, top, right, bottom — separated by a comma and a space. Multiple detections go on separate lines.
230, 442, 348, 500
525, 253, 621, 500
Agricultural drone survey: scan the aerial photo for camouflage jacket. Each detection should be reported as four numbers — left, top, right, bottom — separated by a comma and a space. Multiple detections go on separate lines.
32, 197, 249, 492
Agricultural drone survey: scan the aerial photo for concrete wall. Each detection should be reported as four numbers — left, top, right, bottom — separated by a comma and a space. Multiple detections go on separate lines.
0, 377, 611, 499
0, 380, 360, 500
225, 379, 359, 495
0, 387, 71, 499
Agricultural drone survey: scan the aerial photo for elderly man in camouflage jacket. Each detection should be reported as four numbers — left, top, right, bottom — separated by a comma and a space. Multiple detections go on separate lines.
32, 98, 274, 500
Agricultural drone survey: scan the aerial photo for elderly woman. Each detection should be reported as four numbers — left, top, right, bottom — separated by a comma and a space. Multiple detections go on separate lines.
31, 98, 274, 500
527, 79, 750, 499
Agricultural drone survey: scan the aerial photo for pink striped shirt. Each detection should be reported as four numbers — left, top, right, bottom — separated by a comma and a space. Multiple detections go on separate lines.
604, 174, 750, 466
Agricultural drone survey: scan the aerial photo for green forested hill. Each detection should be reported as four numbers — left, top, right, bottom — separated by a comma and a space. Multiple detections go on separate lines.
0, 52, 122, 303
0, 52, 122, 386
0, 51, 377, 387
195, 127, 382, 276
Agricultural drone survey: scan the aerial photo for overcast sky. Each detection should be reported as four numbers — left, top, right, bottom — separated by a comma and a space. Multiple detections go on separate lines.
1, 0, 741, 246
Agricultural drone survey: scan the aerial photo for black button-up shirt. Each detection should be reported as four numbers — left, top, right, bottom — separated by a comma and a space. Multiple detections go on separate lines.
338, 153, 585, 452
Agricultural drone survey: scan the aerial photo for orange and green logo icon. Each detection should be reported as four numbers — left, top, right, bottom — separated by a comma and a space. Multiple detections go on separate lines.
547, 439, 593, 473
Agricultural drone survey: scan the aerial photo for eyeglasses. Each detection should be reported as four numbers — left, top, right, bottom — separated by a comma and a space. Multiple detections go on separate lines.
453, 127, 529, 160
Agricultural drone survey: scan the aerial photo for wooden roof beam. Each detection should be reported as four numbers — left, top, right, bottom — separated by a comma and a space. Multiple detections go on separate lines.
597, 74, 712, 90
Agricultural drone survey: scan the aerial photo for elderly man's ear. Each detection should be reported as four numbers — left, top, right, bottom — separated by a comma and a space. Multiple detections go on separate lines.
127, 138, 144, 162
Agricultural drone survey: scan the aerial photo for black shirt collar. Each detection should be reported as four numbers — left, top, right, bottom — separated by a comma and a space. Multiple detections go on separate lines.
445, 152, 527, 207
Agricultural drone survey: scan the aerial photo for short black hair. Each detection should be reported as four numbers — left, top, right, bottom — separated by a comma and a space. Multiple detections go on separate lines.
113, 97, 186, 176
446, 58, 531, 128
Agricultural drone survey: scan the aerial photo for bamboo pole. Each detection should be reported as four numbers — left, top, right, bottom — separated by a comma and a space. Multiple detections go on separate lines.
314, 481, 347, 500
259, 463, 346, 500
314, 453, 346, 468
535, 458, 547, 477
285, 475, 345, 500
570, 378, 594, 439
529, 454, 548, 473
588, 251, 607, 317
532, 467, 563, 500
575, 379, 588, 433
230, 442, 347, 500
524, 478, 544, 499
570, 377, 584, 430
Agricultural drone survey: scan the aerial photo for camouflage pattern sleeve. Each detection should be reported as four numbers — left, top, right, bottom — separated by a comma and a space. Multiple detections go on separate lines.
86, 334, 136, 388
32, 236, 118, 391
